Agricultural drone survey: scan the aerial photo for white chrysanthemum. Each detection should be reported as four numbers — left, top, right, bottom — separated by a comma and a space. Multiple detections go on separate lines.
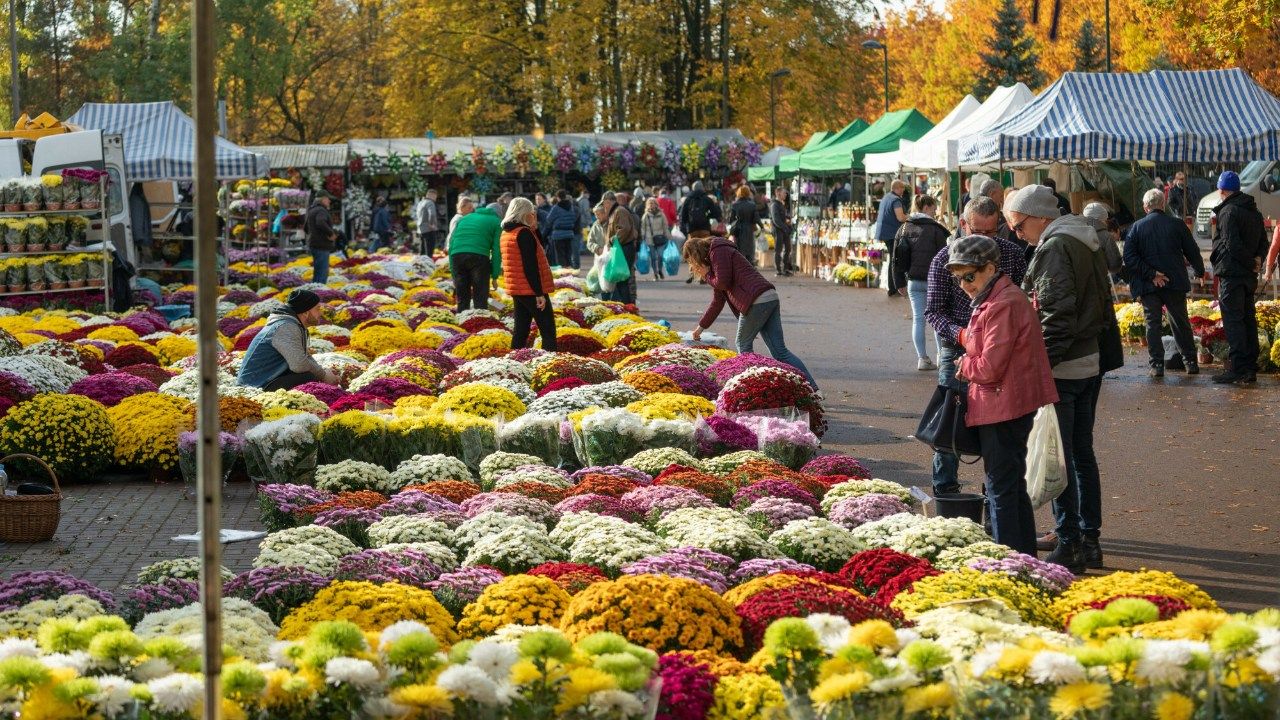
325, 657, 381, 688
92, 675, 135, 716
1135, 640, 1201, 685
269, 641, 298, 668
895, 628, 923, 649
363, 696, 405, 719
1028, 651, 1086, 685
467, 639, 520, 681
0, 638, 38, 660
41, 651, 91, 674
1258, 647, 1280, 679
147, 673, 204, 714
588, 689, 645, 717
968, 643, 1010, 679
436, 665, 502, 705
133, 657, 176, 682
805, 614, 853, 655
1256, 627, 1280, 652
867, 662, 919, 694
379, 620, 435, 650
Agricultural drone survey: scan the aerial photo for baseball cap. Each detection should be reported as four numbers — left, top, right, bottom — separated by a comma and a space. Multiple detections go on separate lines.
946, 235, 1001, 269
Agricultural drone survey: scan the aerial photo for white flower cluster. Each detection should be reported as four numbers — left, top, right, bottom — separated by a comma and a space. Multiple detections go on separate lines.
495, 415, 562, 465
486, 378, 536, 405
0, 595, 106, 639
463, 523, 567, 573
934, 542, 1015, 571
390, 453, 475, 487
491, 465, 573, 490
848, 512, 928, 548
701, 450, 772, 476
0, 354, 86, 393
819, 478, 916, 513
623, 446, 701, 476
258, 524, 361, 572
158, 367, 241, 401
255, 545, 342, 575
890, 517, 991, 561
768, 517, 865, 571
367, 515, 455, 547
135, 598, 278, 662
643, 418, 698, 455
478, 452, 544, 486
655, 507, 781, 562
315, 459, 395, 494
454, 511, 545, 551
453, 357, 532, 385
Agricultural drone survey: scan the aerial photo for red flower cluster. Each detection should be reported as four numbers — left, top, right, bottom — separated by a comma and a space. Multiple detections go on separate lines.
872, 566, 942, 606
589, 349, 634, 366
556, 332, 606, 357
105, 343, 160, 367
537, 377, 587, 397
569, 475, 641, 499
801, 454, 872, 480
731, 479, 819, 512
736, 583, 905, 653
528, 561, 608, 594
780, 569, 857, 588
402, 481, 480, 503
530, 356, 617, 391
839, 549, 939, 601
495, 481, 570, 504
654, 467, 733, 506
329, 393, 391, 414
655, 654, 717, 720
117, 364, 176, 385
460, 317, 508, 334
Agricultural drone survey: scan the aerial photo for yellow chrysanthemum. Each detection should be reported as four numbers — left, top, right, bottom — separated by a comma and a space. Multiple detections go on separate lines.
901, 681, 955, 715
1048, 681, 1111, 719
845, 620, 899, 652
555, 667, 616, 713
390, 684, 453, 716
809, 671, 869, 706
87, 326, 140, 343
1153, 691, 1195, 720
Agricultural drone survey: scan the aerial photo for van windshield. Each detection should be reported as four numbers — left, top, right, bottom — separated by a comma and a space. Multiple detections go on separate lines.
1238, 161, 1269, 187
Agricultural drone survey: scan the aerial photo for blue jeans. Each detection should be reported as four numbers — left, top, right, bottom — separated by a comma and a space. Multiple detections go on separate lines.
571, 234, 584, 269
907, 280, 935, 359
977, 411, 1038, 556
736, 299, 818, 389
1052, 375, 1103, 544
312, 250, 330, 284
932, 340, 964, 494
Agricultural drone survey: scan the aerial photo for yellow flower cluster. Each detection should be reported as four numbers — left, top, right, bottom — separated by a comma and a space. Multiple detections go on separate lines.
255, 390, 330, 415
106, 392, 194, 470
434, 384, 526, 419
1114, 302, 1147, 338
605, 322, 680, 352
891, 569, 1057, 627
672, 649, 756, 677
350, 322, 440, 357
560, 575, 742, 655
707, 673, 786, 720
318, 410, 388, 465
621, 370, 683, 395
0, 393, 115, 480
278, 581, 458, 644
626, 392, 715, 421
1050, 570, 1219, 625
451, 332, 512, 361
457, 574, 571, 638
86, 325, 140, 343
187, 396, 264, 434
154, 335, 198, 366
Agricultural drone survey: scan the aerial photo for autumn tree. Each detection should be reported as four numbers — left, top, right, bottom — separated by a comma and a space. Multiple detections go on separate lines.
973, 0, 1046, 98
1072, 19, 1106, 72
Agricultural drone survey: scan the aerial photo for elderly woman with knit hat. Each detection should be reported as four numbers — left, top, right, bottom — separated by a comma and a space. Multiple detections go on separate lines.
236, 289, 340, 390
501, 197, 558, 351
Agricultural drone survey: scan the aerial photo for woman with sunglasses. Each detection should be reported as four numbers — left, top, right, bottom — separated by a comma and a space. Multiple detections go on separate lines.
949, 235, 1058, 557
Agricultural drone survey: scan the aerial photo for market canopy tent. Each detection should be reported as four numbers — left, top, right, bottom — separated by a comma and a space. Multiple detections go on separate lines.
68, 101, 268, 180
798, 109, 934, 174
957, 69, 1280, 166
942, 83, 1035, 170
349, 129, 750, 160
244, 144, 348, 170
777, 123, 867, 176
747, 145, 796, 182
863, 95, 981, 174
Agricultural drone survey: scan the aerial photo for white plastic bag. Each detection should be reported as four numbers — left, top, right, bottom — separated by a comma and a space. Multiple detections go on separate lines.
1025, 405, 1068, 508
598, 247, 617, 293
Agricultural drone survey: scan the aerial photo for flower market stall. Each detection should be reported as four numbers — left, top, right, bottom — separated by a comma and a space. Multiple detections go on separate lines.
242, 144, 349, 259
0, 251, 1276, 718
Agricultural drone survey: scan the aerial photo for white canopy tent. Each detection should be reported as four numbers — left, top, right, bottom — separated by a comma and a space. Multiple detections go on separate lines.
943, 83, 1036, 170
863, 95, 981, 174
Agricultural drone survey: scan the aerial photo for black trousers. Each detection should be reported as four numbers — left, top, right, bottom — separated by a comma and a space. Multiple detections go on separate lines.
1219, 277, 1259, 374
451, 253, 491, 312
1140, 288, 1196, 367
263, 371, 316, 391
512, 295, 557, 351
774, 230, 792, 273
553, 236, 574, 269
420, 230, 441, 255
977, 411, 1038, 557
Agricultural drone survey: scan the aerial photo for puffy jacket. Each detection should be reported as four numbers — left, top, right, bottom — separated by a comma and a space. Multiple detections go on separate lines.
697, 237, 776, 329
449, 207, 502, 280
544, 200, 582, 241
1122, 210, 1204, 297
960, 274, 1059, 426
1210, 191, 1266, 279
606, 203, 639, 246
892, 215, 950, 285
501, 222, 554, 296
1023, 214, 1112, 372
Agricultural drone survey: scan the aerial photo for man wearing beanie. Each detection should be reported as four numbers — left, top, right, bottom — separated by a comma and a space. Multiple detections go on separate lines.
1007, 184, 1114, 574
1209, 170, 1267, 384
236, 289, 340, 390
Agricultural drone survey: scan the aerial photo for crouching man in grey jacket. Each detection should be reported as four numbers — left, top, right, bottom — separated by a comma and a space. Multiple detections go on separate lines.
236, 289, 340, 390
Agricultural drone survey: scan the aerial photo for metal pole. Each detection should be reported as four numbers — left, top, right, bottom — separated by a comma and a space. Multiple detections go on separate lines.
191, 0, 223, 713
1105, 0, 1112, 73
8, 0, 18, 121
881, 47, 890, 113
770, 75, 777, 151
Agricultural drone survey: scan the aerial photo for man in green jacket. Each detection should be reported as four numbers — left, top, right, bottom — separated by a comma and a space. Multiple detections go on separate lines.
448, 205, 502, 312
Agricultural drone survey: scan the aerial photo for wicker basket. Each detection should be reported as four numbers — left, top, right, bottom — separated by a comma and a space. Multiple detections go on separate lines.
0, 453, 62, 542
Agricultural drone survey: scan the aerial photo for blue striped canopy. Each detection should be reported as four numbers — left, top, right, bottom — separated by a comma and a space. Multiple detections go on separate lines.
957, 69, 1280, 166
67, 101, 268, 181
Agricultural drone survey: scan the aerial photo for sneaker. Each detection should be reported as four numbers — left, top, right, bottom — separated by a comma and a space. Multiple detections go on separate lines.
917, 357, 937, 371
1082, 536, 1104, 568
1185, 360, 1200, 375
1036, 531, 1058, 551
1044, 540, 1086, 574
1149, 364, 1164, 378
1242, 373, 1258, 384
1212, 371, 1250, 384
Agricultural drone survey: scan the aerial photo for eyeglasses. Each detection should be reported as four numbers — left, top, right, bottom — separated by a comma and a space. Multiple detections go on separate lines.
952, 271, 979, 284
1009, 218, 1029, 235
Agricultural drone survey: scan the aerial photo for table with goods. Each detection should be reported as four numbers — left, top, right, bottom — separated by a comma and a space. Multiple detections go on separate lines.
0, 248, 1273, 719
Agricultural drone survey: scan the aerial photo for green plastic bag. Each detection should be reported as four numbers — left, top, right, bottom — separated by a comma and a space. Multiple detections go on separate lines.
603, 238, 631, 284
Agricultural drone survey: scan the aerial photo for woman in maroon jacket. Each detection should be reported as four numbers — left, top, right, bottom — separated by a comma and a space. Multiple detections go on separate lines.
684, 235, 817, 388
951, 235, 1058, 557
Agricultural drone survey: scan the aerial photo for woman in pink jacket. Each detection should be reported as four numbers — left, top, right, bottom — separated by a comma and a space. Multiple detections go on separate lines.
950, 235, 1059, 557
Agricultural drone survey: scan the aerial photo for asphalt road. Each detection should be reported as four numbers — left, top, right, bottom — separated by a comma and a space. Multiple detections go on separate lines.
633, 265, 1280, 612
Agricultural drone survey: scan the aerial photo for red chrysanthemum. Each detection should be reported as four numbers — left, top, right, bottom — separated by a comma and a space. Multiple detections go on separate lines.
567, 475, 641, 499
839, 548, 939, 599
735, 583, 905, 654
528, 562, 608, 594
655, 654, 717, 720
461, 317, 508, 334
801, 454, 872, 480
116, 363, 177, 385
104, 343, 160, 367
537, 377, 588, 397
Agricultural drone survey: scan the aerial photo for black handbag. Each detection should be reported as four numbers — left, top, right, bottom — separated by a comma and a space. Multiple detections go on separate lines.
1099, 317, 1124, 373
915, 385, 982, 461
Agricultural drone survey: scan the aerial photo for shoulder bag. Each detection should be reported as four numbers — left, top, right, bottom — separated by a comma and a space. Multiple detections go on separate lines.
914, 385, 982, 462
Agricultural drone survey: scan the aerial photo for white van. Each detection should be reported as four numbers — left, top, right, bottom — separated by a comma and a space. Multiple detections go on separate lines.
0, 129, 134, 265
1192, 160, 1280, 249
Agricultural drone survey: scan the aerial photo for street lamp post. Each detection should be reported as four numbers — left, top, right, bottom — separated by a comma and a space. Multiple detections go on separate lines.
861, 39, 889, 114
769, 68, 791, 149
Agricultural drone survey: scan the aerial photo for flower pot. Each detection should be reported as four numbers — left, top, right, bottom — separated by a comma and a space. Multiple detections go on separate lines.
44, 202, 62, 211
49, 281, 67, 290
81, 201, 100, 210
22, 203, 41, 212
29, 244, 46, 253
89, 278, 105, 288
30, 282, 47, 292
63, 201, 80, 211
1138, 337, 1149, 347
68, 279, 85, 288
3, 204, 18, 213
1198, 350, 1213, 365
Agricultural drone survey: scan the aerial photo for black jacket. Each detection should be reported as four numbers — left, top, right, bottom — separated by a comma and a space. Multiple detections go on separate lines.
1167, 184, 1199, 218
1123, 210, 1204, 297
728, 199, 761, 243
768, 199, 791, 240
305, 201, 335, 251
892, 216, 950, 285
1023, 215, 1112, 368
679, 190, 721, 234
1210, 191, 1266, 279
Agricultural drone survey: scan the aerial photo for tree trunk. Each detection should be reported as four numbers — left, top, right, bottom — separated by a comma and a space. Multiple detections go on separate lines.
608, 0, 623, 129
719, 0, 729, 128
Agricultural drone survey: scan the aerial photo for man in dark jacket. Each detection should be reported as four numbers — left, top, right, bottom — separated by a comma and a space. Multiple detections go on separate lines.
305, 195, 336, 284
679, 181, 721, 236
1166, 172, 1199, 220
370, 196, 391, 251
1123, 189, 1206, 377
1008, 185, 1113, 574
1209, 171, 1267, 384
769, 187, 794, 277
544, 191, 583, 271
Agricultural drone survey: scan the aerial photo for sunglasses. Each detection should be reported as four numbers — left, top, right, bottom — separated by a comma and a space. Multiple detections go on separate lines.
952, 271, 979, 284
1009, 218, 1030, 235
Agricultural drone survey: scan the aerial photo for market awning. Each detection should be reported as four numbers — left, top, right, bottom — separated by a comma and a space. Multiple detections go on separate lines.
942, 84, 1035, 170
778, 122, 868, 176
798, 109, 935, 174
349, 129, 751, 159
67, 101, 268, 181
747, 145, 797, 182
863, 95, 981, 174
957, 69, 1280, 166
244, 144, 348, 170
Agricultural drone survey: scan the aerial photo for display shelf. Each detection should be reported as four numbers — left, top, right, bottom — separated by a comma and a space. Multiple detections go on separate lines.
0, 284, 105, 296
137, 264, 197, 273
0, 178, 110, 308
0, 248, 94, 256
0, 208, 102, 218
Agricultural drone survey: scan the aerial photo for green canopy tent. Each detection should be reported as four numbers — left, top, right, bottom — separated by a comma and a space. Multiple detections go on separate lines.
777, 122, 868, 176
747, 146, 797, 182
798, 109, 935, 175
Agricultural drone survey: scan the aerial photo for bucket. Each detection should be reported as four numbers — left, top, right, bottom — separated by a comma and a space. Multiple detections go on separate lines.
156, 304, 192, 322
934, 492, 985, 524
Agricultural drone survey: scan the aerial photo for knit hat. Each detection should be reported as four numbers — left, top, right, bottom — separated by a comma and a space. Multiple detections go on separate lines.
1217, 171, 1240, 192
1082, 202, 1110, 222
286, 289, 321, 315
1006, 184, 1060, 219
946, 235, 1001, 269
